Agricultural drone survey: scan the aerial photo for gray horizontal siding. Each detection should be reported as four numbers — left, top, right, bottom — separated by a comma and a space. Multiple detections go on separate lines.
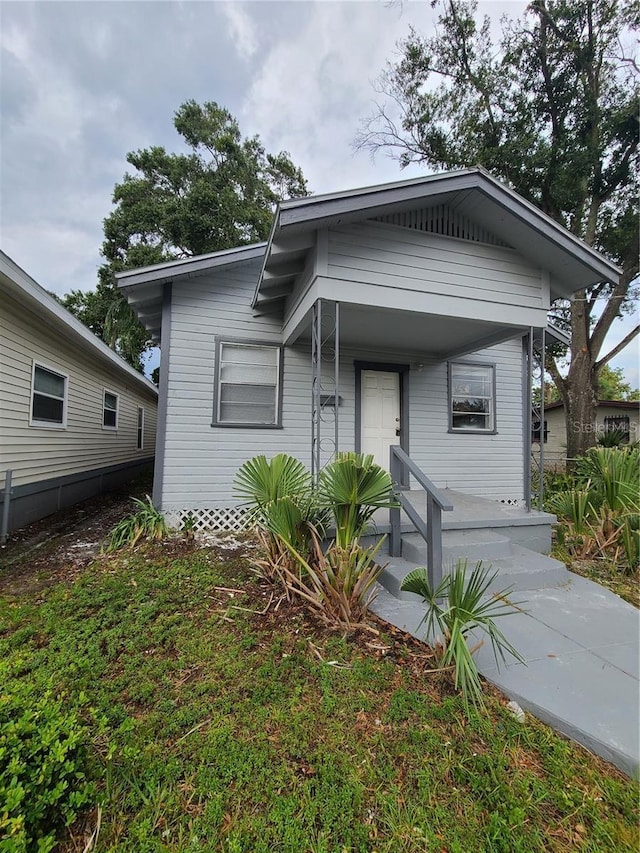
164, 255, 524, 507
327, 222, 545, 311
162, 260, 312, 509
408, 339, 524, 499
1, 290, 158, 489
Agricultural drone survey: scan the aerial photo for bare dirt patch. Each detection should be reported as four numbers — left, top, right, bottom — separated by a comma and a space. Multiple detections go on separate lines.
0, 477, 151, 597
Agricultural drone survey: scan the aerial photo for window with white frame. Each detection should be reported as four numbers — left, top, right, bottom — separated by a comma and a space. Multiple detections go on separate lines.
103, 391, 119, 428
31, 363, 67, 426
449, 362, 496, 432
137, 407, 144, 449
214, 340, 282, 427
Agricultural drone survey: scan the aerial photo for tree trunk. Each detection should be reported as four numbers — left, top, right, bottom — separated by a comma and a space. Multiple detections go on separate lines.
564, 350, 599, 463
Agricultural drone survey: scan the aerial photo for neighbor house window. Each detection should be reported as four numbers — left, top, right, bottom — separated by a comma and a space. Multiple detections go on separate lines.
103, 391, 119, 429
137, 407, 144, 449
31, 363, 67, 427
213, 340, 282, 427
604, 415, 630, 443
532, 420, 548, 443
449, 362, 496, 432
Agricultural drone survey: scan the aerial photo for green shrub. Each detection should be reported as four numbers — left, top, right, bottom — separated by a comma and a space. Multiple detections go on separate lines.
0, 691, 97, 852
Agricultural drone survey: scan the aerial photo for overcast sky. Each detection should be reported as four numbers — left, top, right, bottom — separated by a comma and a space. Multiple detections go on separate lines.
1, 0, 637, 384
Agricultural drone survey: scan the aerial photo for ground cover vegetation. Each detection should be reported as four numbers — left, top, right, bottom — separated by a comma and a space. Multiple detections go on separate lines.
542, 445, 640, 604
357, 0, 639, 459
1, 529, 638, 852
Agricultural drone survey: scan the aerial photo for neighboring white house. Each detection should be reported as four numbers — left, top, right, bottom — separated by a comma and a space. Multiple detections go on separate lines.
0, 251, 158, 536
533, 399, 640, 468
117, 168, 619, 531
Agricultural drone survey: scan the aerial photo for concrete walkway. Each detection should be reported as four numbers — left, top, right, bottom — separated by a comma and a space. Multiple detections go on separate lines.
371, 572, 640, 778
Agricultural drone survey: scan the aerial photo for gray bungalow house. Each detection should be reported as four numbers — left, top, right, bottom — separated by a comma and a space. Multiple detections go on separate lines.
118, 168, 618, 540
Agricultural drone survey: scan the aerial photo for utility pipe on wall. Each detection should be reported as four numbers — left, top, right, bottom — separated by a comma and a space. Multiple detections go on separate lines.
1, 469, 13, 545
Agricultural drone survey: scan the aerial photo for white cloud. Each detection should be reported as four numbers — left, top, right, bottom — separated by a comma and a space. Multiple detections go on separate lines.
241, 1, 433, 193
1, 0, 636, 386
221, 2, 259, 62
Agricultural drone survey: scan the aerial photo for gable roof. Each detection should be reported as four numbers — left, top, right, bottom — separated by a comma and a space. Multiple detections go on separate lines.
0, 251, 158, 398
254, 167, 620, 312
117, 243, 266, 342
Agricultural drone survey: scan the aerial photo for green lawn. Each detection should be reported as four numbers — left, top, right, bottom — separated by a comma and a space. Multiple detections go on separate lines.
1, 539, 638, 852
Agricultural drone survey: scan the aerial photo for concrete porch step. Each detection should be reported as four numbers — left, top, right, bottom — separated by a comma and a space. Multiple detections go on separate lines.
378, 540, 568, 599
403, 529, 514, 564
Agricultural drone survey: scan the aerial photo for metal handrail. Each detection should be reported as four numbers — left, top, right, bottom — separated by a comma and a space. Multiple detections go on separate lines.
389, 446, 453, 588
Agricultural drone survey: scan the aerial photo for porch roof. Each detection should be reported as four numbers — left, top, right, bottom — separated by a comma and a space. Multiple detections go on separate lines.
253, 168, 620, 313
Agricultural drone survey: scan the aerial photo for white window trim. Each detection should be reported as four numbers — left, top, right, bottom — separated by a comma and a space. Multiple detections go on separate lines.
137, 406, 145, 450
448, 360, 497, 434
212, 338, 283, 428
103, 389, 119, 430
29, 360, 68, 429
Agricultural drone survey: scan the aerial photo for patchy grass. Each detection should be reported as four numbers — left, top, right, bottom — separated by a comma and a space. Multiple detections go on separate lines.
1, 539, 638, 852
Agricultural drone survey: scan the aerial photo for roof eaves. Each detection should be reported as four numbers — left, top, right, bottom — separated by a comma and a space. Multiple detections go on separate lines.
0, 251, 158, 397
274, 169, 620, 285
252, 204, 283, 309
117, 243, 267, 290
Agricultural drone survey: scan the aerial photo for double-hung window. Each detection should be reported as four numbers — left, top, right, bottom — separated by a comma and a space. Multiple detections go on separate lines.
213, 340, 282, 427
449, 362, 496, 433
31, 363, 67, 427
103, 391, 119, 429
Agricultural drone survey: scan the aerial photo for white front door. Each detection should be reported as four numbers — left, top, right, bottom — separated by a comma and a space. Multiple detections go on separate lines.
361, 370, 400, 471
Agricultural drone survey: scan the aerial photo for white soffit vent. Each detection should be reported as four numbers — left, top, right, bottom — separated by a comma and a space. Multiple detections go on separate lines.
373, 204, 511, 248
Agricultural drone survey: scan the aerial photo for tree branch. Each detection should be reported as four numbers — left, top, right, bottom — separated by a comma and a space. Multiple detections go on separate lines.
594, 324, 640, 370
590, 275, 634, 359
545, 353, 567, 398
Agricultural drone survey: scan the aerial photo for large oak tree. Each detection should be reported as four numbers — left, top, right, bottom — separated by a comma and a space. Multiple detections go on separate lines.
357, 0, 638, 458
63, 101, 308, 371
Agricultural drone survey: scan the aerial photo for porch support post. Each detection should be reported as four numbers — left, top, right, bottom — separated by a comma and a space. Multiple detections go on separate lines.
539, 327, 545, 510
389, 448, 402, 557
311, 299, 340, 481
523, 329, 533, 512
334, 302, 340, 457
427, 495, 443, 589
311, 299, 322, 480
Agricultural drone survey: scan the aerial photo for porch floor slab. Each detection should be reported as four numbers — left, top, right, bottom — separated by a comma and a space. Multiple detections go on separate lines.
370, 573, 640, 778
373, 488, 555, 532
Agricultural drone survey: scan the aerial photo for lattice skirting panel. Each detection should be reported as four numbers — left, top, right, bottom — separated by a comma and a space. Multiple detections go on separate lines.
164, 506, 258, 532
499, 498, 527, 508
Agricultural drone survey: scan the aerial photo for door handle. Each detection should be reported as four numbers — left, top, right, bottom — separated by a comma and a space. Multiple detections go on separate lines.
396, 428, 401, 436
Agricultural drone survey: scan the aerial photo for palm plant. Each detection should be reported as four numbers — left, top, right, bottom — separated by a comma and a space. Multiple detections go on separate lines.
575, 446, 639, 513
276, 531, 384, 630
235, 454, 327, 575
104, 495, 168, 551
318, 452, 398, 548
548, 447, 640, 570
235, 453, 311, 509
401, 561, 524, 712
